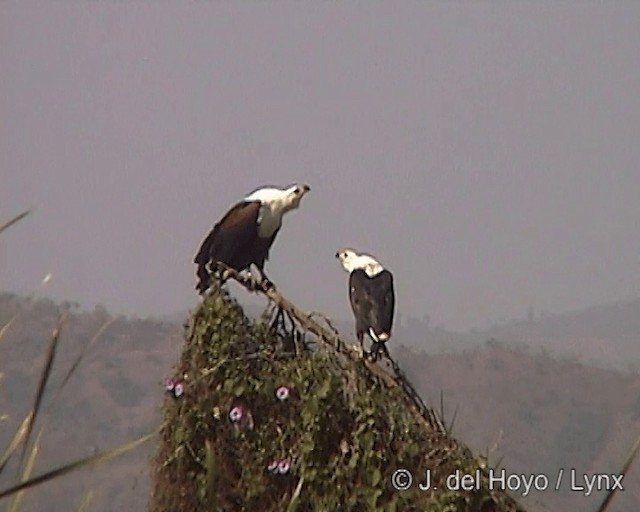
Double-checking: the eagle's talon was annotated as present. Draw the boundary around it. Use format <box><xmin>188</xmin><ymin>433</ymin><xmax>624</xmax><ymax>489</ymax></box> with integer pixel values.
<box><xmin>244</xmin><ymin>275</ymin><xmax>259</xmax><ymax>292</ymax></box>
<box><xmin>261</xmin><ymin>278</ymin><xmax>275</xmax><ymax>291</ymax></box>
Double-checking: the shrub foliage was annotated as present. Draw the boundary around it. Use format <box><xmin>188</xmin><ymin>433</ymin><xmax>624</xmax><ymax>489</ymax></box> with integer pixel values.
<box><xmin>149</xmin><ymin>289</ymin><xmax>525</xmax><ymax>511</ymax></box>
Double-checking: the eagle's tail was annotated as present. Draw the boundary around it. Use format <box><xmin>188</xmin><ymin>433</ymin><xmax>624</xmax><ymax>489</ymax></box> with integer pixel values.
<box><xmin>194</xmin><ymin>227</ymin><xmax>220</xmax><ymax>294</ymax></box>
<box><xmin>195</xmin><ymin>264</ymin><xmax>211</xmax><ymax>295</ymax></box>
<box><xmin>194</xmin><ymin>244</ymin><xmax>211</xmax><ymax>294</ymax></box>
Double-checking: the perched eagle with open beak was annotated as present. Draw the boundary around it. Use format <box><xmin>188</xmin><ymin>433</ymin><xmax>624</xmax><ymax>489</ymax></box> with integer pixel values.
<box><xmin>194</xmin><ymin>183</ymin><xmax>310</xmax><ymax>293</ymax></box>
<box><xmin>336</xmin><ymin>248</ymin><xmax>395</xmax><ymax>361</ymax></box>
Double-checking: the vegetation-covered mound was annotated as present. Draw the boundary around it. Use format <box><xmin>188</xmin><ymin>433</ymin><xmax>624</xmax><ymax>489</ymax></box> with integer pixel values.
<box><xmin>149</xmin><ymin>288</ymin><xmax>525</xmax><ymax>511</ymax></box>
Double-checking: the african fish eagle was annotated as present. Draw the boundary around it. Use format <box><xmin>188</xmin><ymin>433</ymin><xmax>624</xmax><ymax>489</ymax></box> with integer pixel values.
<box><xmin>194</xmin><ymin>183</ymin><xmax>310</xmax><ymax>294</ymax></box>
<box><xmin>335</xmin><ymin>248</ymin><xmax>395</xmax><ymax>361</ymax></box>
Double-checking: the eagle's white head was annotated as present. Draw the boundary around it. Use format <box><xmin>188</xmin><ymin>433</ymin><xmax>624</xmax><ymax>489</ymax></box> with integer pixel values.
<box><xmin>245</xmin><ymin>183</ymin><xmax>310</xmax><ymax>213</ymax></box>
<box><xmin>245</xmin><ymin>183</ymin><xmax>310</xmax><ymax>237</ymax></box>
<box><xmin>282</xmin><ymin>183</ymin><xmax>311</xmax><ymax>212</ymax></box>
<box><xmin>335</xmin><ymin>248</ymin><xmax>384</xmax><ymax>277</ymax></box>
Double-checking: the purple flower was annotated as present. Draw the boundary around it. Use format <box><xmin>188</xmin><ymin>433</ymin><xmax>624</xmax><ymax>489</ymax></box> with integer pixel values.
<box><xmin>229</xmin><ymin>406</ymin><xmax>243</xmax><ymax>423</ymax></box>
<box><xmin>165</xmin><ymin>378</ymin><xmax>176</xmax><ymax>392</ymax></box>
<box><xmin>267</xmin><ymin>460</ymin><xmax>279</xmax><ymax>473</ymax></box>
<box><xmin>277</xmin><ymin>458</ymin><xmax>291</xmax><ymax>474</ymax></box>
<box><xmin>275</xmin><ymin>385</ymin><xmax>290</xmax><ymax>401</ymax></box>
<box><xmin>173</xmin><ymin>382</ymin><xmax>184</xmax><ymax>397</ymax></box>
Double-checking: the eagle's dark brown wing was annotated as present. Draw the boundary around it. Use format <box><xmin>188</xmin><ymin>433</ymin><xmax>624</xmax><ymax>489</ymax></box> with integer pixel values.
<box><xmin>348</xmin><ymin>268</ymin><xmax>395</xmax><ymax>341</ymax></box>
<box><xmin>194</xmin><ymin>200</ymin><xmax>262</xmax><ymax>293</ymax></box>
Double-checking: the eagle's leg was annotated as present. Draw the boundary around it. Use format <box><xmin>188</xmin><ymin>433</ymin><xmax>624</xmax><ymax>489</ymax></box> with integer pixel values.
<box><xmin>370</xmin><ymin>342</ymin><xmax>390</xmax><ymax>362</ymax></box>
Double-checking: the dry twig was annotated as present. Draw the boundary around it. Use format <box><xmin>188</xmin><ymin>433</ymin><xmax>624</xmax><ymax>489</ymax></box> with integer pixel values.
<box><xmin>216</xmin><ymin>269</ymin><xmax>447</xmax><ymax>434</ymax></box>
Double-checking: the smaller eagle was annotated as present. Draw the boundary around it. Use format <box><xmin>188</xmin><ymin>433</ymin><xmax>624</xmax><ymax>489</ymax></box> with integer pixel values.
<box><xmin>194</xmin><ymin>183</ymin><xmax>310</xmax><ymax>294</ymax></box>
<box><xmin>336</xmin><ymin>248</ymin><xmax>395</xmax><ymax>361</ymax></box>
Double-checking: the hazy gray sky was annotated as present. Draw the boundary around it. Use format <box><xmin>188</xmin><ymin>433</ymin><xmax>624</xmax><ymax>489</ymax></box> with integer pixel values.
<box><xmin>2</xmin><ymin>2</ymin><xmax>640</xmax><ymax>331</ymax></box>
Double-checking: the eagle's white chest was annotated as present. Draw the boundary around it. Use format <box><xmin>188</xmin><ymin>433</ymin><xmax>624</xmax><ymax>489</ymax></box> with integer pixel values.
<box><xmin>256</xmin><ymin>204</ymin><xmax>283</xmax><ymax>238</ymax></box>
<box><xmin>364</xmin><ymin>263</ymin><xmax>383</xmax><ymax>277</ymax></box>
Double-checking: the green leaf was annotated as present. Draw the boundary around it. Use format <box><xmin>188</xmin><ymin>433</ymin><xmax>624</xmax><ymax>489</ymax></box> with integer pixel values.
<box><xmin>366</xmin><ymin>488</ymin><xmax>383</xmax><ymax>509</ymax></box>
<box><xmin>0</xmin><ymin>430</ymin><xmax>157</xmax><ymax>500</ymax></box>
<box><xmin>234</xmin><ymin>383</ymin><xmax>246</xmax><ymax>396</ymax></box>
<box><xmin>315</xmin><ymin>378</ymin><xmax>332</xmax><ymax>399</ymax></box>
<box><xmin>370</xmin><ymin>468</ymin><xmax>381</xmax><ymax>487</ymax></box>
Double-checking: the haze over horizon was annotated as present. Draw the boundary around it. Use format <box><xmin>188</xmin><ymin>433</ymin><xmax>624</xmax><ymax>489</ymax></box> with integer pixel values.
<box><xmin>2</xmin><ymin>2</ymin><xmax>640</xmax><ymax>331</ymax></box>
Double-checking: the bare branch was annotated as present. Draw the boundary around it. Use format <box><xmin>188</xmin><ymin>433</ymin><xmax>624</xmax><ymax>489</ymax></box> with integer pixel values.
<box><xmin>215</xmin><ymin>269</ymin><xmax>446</xmax><ymax>434</ymax></box>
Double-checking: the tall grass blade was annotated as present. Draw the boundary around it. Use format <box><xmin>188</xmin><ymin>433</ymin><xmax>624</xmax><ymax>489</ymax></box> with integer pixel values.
<box><xmin>0</xmin><ymin>415</ymin><xmax>32</xmax><ymax>476</ymax></box>
<box><xmin>285</xmin><ymin>477</ymin><xmax>304</xmax><ymax>512</ymax></box>
<box><xmin>7</xmin><ymin>428</ymin><xmax>43</xmax><ymax>512</ymax></box>
<box><xmin>51</xmin><ymin>318</ymin><xmax>115</xmax><ymax>408</ymax></box>
<box><xmin>595</xmin><ymin>430</ymin><xmax>640</xmax><ymax>512</ymax></box>
<box><xmin>76</xmin><ymin>489</ymin><xmax>93</xmax><ymax>512</ymax></box>
<box><xmin>0</xmin><ymin>210</ymin><xmax>31</xmax><ymax>236</ymax></box>
<box><xmin>0</xmin><ymin>316</ymin><xmax>18</xmax><ymax>347</ymax></box>
<box><xmin>0</xmin><ymin>429</ymin><xmax>157</xmax><ymax>501</ymax></box>
<box><xmin>20</xmin><ymin>316</ymin><xmax>65</xmax><ymax>466</ymax></box>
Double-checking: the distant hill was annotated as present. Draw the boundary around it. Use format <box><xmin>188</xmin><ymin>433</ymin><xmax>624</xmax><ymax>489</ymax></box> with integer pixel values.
<box><xmin>0</xmin><ymin>292</ymin><xmax>182</xmax><ymax>512</ymax></box>
<box><xmin>477</xmin><ymin>299</ymin><xmax>640</xmax><ymax>371</ymax></box>
<box><xmin>393</xmin><ymin>299</ymin><xmax>640</xmax><ymax>372</ymax></box>
<box><xmin>0</xmin><ymin>291</ymin><xmax>639</xmax><ymax>511</ymax></box>
<box><xmin>395</xmin><ymin>341</ymin><xmax>640</xmax><ymax>512</ymax></box>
